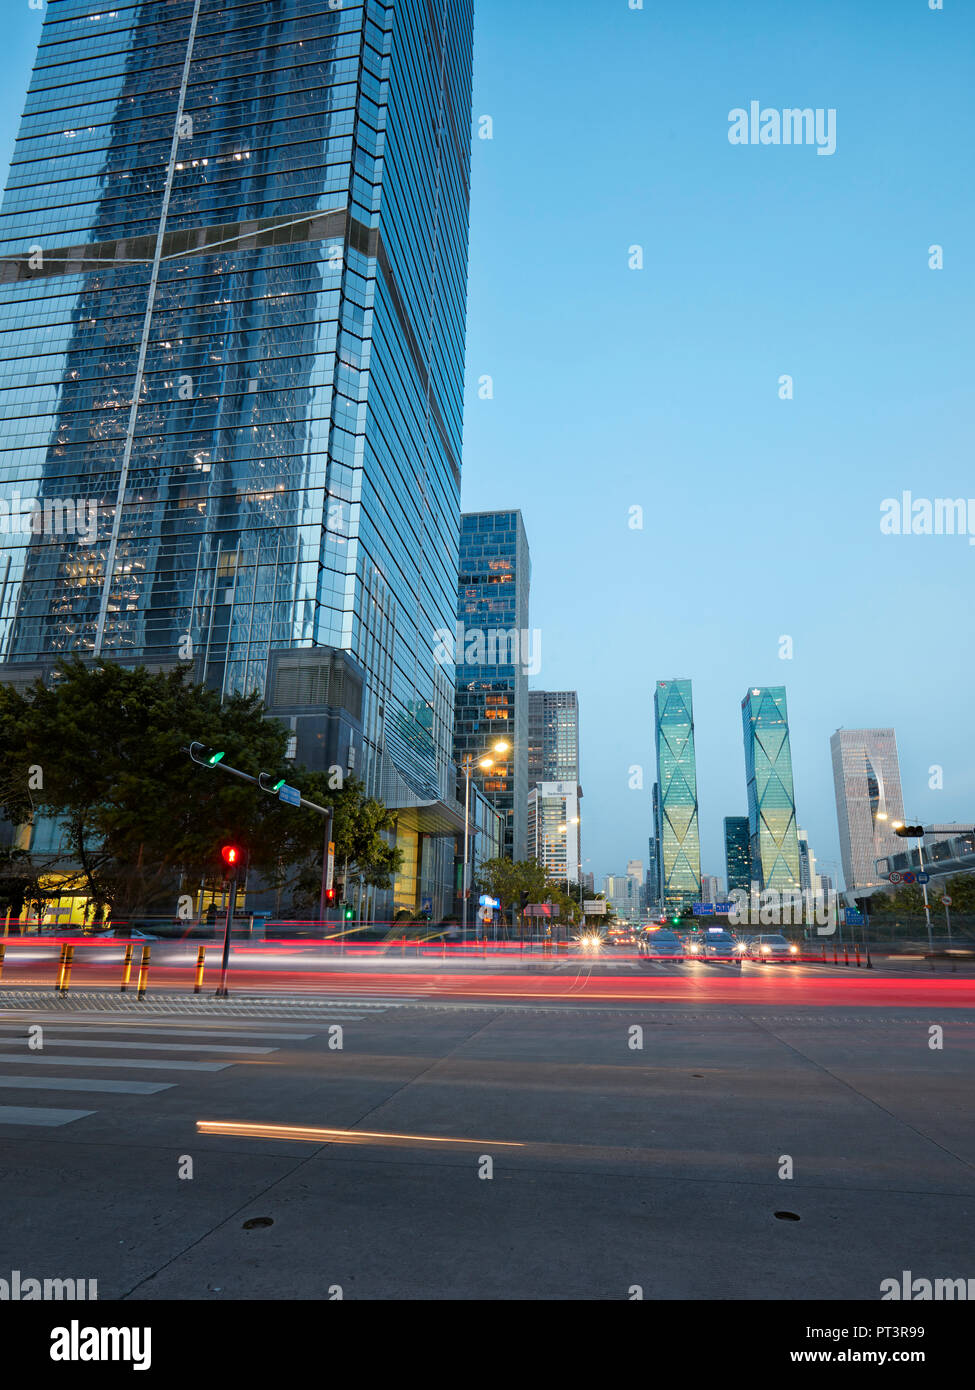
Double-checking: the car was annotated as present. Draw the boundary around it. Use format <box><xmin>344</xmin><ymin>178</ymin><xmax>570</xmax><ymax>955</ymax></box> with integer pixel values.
<box><xmin>697</xmin><ymin>930</ymin><xmax>745</xmax><ymax>962</ymax></box>
<box><xmin>746</xmin><ymin>934</ymin><xmax>800</xmax><ymax>962</ymax></box>
<box><xmin>638</xmin><ymin>928</ymin><xmax>684</xmax><ymax>961</ymax></box>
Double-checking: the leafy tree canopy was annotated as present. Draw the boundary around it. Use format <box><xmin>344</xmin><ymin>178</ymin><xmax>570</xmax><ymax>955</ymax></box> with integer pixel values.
<box><xmin>0</xmin><ymin>659</ymin><xmax>400</xmax><ymax>916</ymax></box>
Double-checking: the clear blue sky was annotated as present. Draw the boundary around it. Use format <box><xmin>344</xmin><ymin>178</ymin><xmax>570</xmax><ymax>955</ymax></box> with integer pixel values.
<box><xmin>1</xmin><ymin>3</ymin><xmax>972</xmax><ymax>889</ymax></box>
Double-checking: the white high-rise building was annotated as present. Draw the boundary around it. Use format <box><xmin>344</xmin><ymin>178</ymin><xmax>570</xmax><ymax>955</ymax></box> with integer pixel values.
<box><xmin>700</xmin><ymin>874</ymin><xmax>723</xmax><ymax>904</ymax></box>
<box><xmin>527</xmin><ymin>782</ymin><xmax>581</xmax><ymax>885</ymax></box>
<box><xmin>830</xmin><ymin>729</ymin><xmax>906</xmax><ymax>891</ymax></box>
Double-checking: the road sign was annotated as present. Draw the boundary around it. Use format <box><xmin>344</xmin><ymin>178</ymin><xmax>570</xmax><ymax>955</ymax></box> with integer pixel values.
<box><xmin>277</xmin><ymin>783</ymin><xmax>301</xmax><ymax>807</ymax></box>
<box><xmin>941</xmin><ymin>895</ymin><xmax>952</xmax><ymax>905</ymax></box>
<box><xmin>420</xmin><ymin>895</ymin><xmax>433</xmax><ymax>916</ymax></box>
<box><xmin>692</xmin><ymin>903</ymin><xmax>715</xmax><ymax>916</ymax></box>
<box><xmin>714</xmin><ymin>902</ymin><xmax>735</xmax><ymax>914</ymax></box>
<box><xmin>583</xmin><ymin>900</ymin><xmax>607</xmax><ymax>914</ymax></box>
<box><xmin>902</xmin><ymin>872</ymin><xmax>916</xmax><ymax>884</ymax></box>
<box><xmin>524</xmin><ymin>903</ymin><xmax>552</xmax><ymax>917</ymax></box>
<box><xmin>916</xmin><ymin>872</ymin><xmax>930</xmax><ymax>884</ymax></box>
<box><xmin>479</xmin><ymin>895</ymin><xmax>499</xmax><ymax>908</ymax></box>
<box><xmin>889</xmin><ymin>872</ymin><xmax>903</xmax><ymax>884</ymax></box>
<box><xmin>844</xmin><ymin>908</ymin><xmax>864</xmax><ymax>926</ymax></box>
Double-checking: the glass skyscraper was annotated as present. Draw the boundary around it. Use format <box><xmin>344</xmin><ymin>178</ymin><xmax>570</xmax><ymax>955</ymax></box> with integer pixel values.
<box><xmin>0</xmin><ymin>1</ymin><xmax>474</xmax><ymax>915</ymax></box>
<box><xmin>724</xmin><ymin>815</ymin><xmax>751</xmax><ymax>894</ymax></box>
<box><xmin>653</xmin><ymin>679</ymin><xmax>701</xmax><ymax>910</ymax></box>
<box><xmin>527</xmin><ymin>690</ymin><xmax>579</xmax><ymax>783</ymax></box>
<box><xmin>742</xmin><ymin>687</ymin><xmax>801</xmax><ymax>893</ymax></box>
<box><xmin>830</xmin><ymin>728</ymin><xmax>905</xmax><ymax>891</ymax></box>
<box><xmin>453</xmin><ymin>510</ymin><xmax>531</xmax><ymax>861</ymax></box>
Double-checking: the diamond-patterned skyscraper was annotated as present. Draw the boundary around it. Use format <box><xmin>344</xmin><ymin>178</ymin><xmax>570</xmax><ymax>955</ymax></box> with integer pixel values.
<box><xmin>742</xmin><ymin>687</ymin><xmax>801</xmax><ymax>892</ymax></box>
<box><xmin>653</xmin><ymin>679</ymin><xmax>701</xmax><ymax>910</ymax></box>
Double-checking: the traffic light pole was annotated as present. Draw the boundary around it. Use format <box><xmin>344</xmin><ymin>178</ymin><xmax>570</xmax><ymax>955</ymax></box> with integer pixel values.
<box><xmin>215</xmin><ymin>872</ymin><xmax>237</xmax><ymax>998</ymax></box>
<box><xmin>185</xmin><ymin>745</ymin><xmax>335</xmax><ymax>986</ymax></box>
<box><xmin>318</xmin><ymin>807</ymin><xmax>335</xmax><ymax>925</ymax></box>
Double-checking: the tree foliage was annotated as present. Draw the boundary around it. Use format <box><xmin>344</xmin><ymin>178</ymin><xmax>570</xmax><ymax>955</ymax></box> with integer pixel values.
<box><xmin>0</xmin><ymin>659</ymin><xmax>400</xmax><ymax>917</ymax></box>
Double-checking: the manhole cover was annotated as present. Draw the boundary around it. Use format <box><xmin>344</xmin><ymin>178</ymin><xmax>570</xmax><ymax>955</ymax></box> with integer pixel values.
<box><xmin>242</xmin><ymin>1217</ymin><xmax>274</xmax><ymax>1230</ymax></box>
<box><xmin>774</xmin><ymin>1211</ymin><xmax>800</xmax><ymax>1222</ymax></box>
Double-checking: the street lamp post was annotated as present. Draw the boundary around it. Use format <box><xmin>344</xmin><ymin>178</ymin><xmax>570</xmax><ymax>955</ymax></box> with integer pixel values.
<box><xmin>557</xmin><ymin>816</ymin><xmax>580</xmax><ymax>941</ymax></box>
<box><xmin>461</xmin><ymin>740</ymin><xmax>509</xmax><ymax>942</ymax></box>
<box><xmin>893</xmin><ymin>822</ymin><xmax>934</xmax><ymax>951</ymax></box>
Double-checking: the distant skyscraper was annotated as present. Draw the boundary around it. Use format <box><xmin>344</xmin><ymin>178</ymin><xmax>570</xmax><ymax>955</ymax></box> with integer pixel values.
<box><xmin>742</xmin><ymin>687</ymin><xmax>801</xmax><ymax>892</ymax></box>
<box><xmin>700</xmin><ymin>874</ymin><xmax>722</xmax><ymax>904</ymax></box>
<box><xmin>830</xmin><ymin>728</ymin><xmax>906</xmax><ymax>891</ymax></box>
<box><xmin>604</xmin><ymin>873</ymin><xmax>641</xmax><ymax>924</ymax></box>
<box><xmin>647</xmin><ymin>835</ymin><xmax>659</xmax><ymax>910</ymax></box>
<box><xmin>454</xmin><ymin>511</ymin><xmax>531</xmax><ymax>860</ymax></box>
<box><xmin>653</xmin><ymin>680</ymin><xmax>701</xmax><ymax>909</ymax></box>
<box><xmin>724</xmin><ymin>816</ymin><xmax>751</xmax><ymax>894</ymax></box>
<box><xmin>797</xmin><ymin>828</ymin><xmax>820</xmax><ymax>895</ymax></box>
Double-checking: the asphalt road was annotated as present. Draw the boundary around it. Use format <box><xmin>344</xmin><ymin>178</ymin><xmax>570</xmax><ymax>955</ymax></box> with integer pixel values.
<box><xmin>1</xmin><ymin>970</ymin><xmax>973</xmax><ymax>1300</ymax></box>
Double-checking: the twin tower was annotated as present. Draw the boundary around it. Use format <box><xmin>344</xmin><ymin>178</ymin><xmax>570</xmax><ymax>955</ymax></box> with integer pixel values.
<box><xmin>650</xmin><ymin>680</ymin><xmax>800</xmax><ymax>913</ymax></box>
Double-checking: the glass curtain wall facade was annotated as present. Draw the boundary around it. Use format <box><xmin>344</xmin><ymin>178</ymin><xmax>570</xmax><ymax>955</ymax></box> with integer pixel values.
<box><xmin>830</xmin><ymin>728</ymin><xmax>905</xmax><ymax>891</ymax></box>
<box><xmin>453</xmin><ymin>510</ymin><xmax>530</xmax><ymax>861</ymax></box>
<box><xmin>0</xmin><ymin>1</ymin><xmax>474</xmax><ymax>917</ymax></box>
<box><xmin>724</xmin><ymin>815</ymin><xmax>751</xmax><ymax>894</ymax></box>
<box><xmin>527</xmin><ymin>690</ymin><xmax>579</xmax><ymax>782</ymax></box>
<box><xmin>742</xmin><ymin>687</ymin><xmax>801</xmax><ymax>893</ymax></box>
<box><xmin>653</xmin><ymin>679</ymin><xmax>701</xmax><ymax>910</ymax></box>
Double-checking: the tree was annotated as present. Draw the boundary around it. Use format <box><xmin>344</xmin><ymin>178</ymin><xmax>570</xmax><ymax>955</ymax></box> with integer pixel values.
<box><xmin>0</xmin><ymin>659</ymin><xmax>400</xmax><ymax>918</ymax></box>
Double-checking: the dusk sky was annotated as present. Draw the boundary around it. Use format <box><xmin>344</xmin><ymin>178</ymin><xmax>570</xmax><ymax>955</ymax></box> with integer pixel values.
<box><xmin>2</xmin><ymin>1</ymin><xmax>972</xmax><ymax>887</ymax></box>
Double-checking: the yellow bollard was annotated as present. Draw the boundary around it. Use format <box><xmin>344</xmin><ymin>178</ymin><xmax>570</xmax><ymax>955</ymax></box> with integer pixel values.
<box><xmin>120</xmin><ymin>942</ymin><xmax>134</xmax><ymax>993</ymax></box>
<box><xmin>136</xmin><ymin>944</ymin><xmax>151</xmax><ymax>1000</ymax></box>
<box><xmin>0</xmin><ymin>940</ymin><xmax>5</xmax><ymax>981</ymax></box>
<box><xmin>55</xmin><ymin>943</ymin><xmax>68</xmax><ymax>993</ymax></box>
<box><xmin>58</xmin><ymin>944</ymin><xmax>75</xmax><ymax>995</ymax></box>
<box><xmin>193</xmin><ymin>945</ymin><xmax>206</xmax><ymax>995</ymax></box>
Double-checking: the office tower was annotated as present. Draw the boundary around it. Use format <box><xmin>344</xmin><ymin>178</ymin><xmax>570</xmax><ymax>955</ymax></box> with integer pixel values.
<box><xmin>653</xmin><ymin>680</ymin><xmax>701</xmax><ymax>909</ymax></box>
<box><xmin>0</xmin><ymin>2</ymin><xmax>475</xmax><ymax>917</ymax></box>
<box><xmin>646</xmin><ymin>836</ymin><xmax>658</xmax><ymax>911</ymax></box>
<box><xmin>797</xmin><ymin>828</ymin><xmax>820</xmax><ymax>895</ymax></box>
<box><xmin>830</xmin><ymin>729</ymin><xmax>906</xmax><ymax>891</ymax></box>
<box><xmin>454</xmin><ymin>511</ymin><xmax>531</xmax><ymax>860</ymax></box>
<box><xmin>527</xmin><ymin>781</ymin><xmax>580</xmax><ymax>884</ymax></box>
<box><xmin>528</xmin><ymin>691</ymin><xmax>579</xmax><ymax>782</ymax></box>
<box><xmin>724</xmin><ymin>816</ymin><xmax>751</xmax><ymax>894</ymax></box>
<box><xmin>604</xmin><ymin>873</ymin><xmax>640</xmax><ymax>924</ymax></box>
<box><xmin>742</xmin><ymin>687</ymin><xmax>801</xmax><ymax>892</ymax></box>
<box><xmin>819</xmin><ymin>873</ymin><xmax>834</xmax><ymax>894</ymax></box>
<box><xmin>528</xmin><ymin>689</ymin><xmax>581</xmax><ymax>875</ymax></box>
<box><xmin>700</xmin><ymin>874</ymin><xmax>722</xmax><ymax>904</ymax></box>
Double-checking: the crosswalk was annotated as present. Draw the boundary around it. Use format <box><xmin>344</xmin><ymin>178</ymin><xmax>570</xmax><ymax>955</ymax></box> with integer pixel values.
<box><xmin>0</xmin><ymin>997</ymin><xmax>413</xmax><ymax>1129</ymax></box>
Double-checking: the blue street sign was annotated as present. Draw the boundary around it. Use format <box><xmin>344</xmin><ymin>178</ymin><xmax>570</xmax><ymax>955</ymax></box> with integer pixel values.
<box><xmin>277</xmin><ymin>784</ymin><xmax>301</xmax><ymax>807</ymax></box>
<box><xmin>420</xmin><ymin>895</ymin><xmax>433</xmax><ymax>916</ymax></box>
<box><xmin>916</xmin><ymin>872</ymin><xmax>930</xmax><ymax>884</ymax></box>
<box><xmin>715</xmin><ymin>902</ymin><xmax>735</xmax><ymax>914</ymax></box>
<box><xmin>692</xmin><ymin>903</ymin><xmax>715</xmax><ymax>916</ymax></box>
<box><xmin>844</xmin><ymin>909</ymin><xmax>864</xmax><ymax>926</ymax></box>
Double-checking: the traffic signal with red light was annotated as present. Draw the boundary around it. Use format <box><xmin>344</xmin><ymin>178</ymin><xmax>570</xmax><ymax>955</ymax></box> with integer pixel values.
<box><xmin>220</xmin><ymin>844</ymin><xmax>243</xmax><ymax>881</ymax></box>
<box><xmin>324</xmin><ymin>887</ymin><xmax>337</xmax><ymax>904</ymax></box>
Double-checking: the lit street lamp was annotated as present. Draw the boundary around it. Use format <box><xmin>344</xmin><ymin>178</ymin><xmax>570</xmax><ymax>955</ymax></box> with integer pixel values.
<box><xmin>892</xmin><ymin>821</ymin><xmax>934</xmax><ymax>951</ymax></box>
<box><xmin>461</xmin><ymin>740</ymin><xmax>509</xmax><ymax>940</ymax></box>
